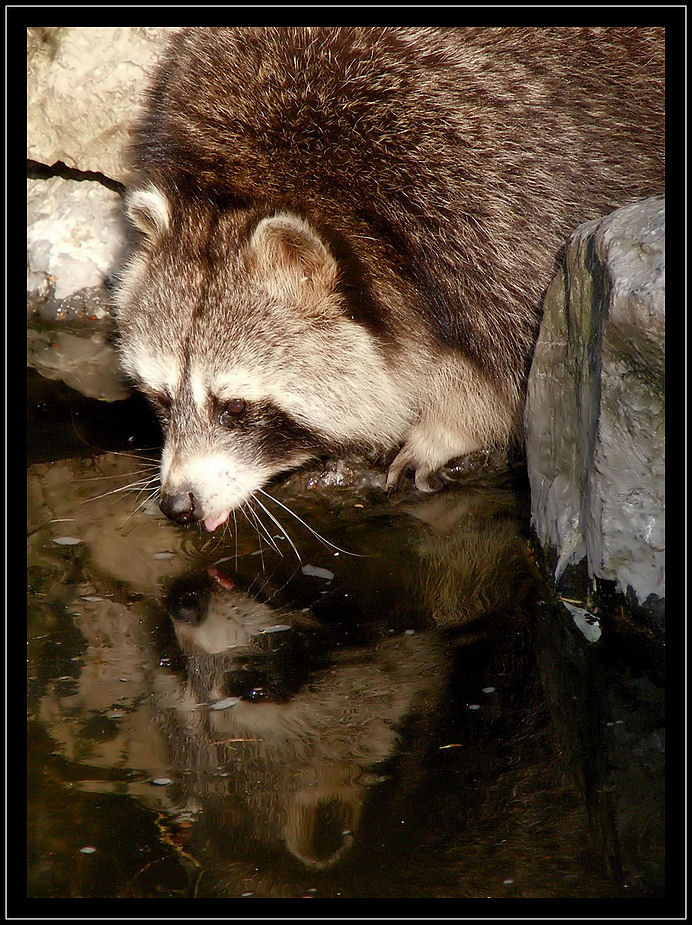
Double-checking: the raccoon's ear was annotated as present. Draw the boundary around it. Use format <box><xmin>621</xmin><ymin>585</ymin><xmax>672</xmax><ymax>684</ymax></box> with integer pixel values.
<box><xmin>250</xmin><ymin>212</ymin><xmax>337</xmax><ymax>293</ymax></box>
<box><xmin>124</xmin><ymin>185</ymin><xmax>171</xmax><ymax>242</ymax></box>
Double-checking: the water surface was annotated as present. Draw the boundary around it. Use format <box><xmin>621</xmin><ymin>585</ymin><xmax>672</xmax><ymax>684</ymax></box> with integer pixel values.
<box><xmin>25</xmin><ymin>373</ymin><xmax>664</xmax><ymax>901</ymax></box>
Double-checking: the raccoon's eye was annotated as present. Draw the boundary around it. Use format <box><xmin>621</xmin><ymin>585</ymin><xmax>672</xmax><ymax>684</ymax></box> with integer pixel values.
<box><xmin>219</xmin><ymin>398</ymin><xmax>247</xmax><ymax>427</ymax></box>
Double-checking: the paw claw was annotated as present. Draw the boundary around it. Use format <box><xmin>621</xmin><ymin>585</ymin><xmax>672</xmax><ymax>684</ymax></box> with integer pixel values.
<box><xmin>386</xmin><ymin>450</ymin><xmax>413</xmax><ymax>491</ymax></box>
<box><xmin>414</xmin><ymin>468</ymin><xmax>444</xmax><ymax>493</ymax></box>
<box><xmin>387</xmin><ymin>449</ymin><xmax>444</xmax><ymax>493</ymax></box>
<box><xmin>385</xmin><ymin>465</ymin><xmax>406</xmax><ymax>491</ymax></box>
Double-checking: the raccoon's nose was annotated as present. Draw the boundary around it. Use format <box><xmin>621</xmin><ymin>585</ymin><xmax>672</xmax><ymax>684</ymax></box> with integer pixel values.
<box><xmin>165</xmin><ymin>573</ymin><xmax>213</xmax><ymax>625</ymax></box>
<box><xmin>159</xmin><ymin>490</ymin><xmax>200</xmax><ymax>525</ymax></box>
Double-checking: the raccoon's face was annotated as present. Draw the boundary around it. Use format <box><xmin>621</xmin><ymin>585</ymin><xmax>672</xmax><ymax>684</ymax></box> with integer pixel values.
<box><xmin>114</xmin><ymin>186</ymin><xmax>411</xmax><ymax>530</ymax></box>
<box><xmin>165</xmin><ymin>567</ymin><xmax>301</xmax><ymax>657</ymax></box>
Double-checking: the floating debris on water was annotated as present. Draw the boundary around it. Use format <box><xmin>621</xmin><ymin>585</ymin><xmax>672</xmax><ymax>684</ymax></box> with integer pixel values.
<box><xmin>79</xmin><ymin>846</ymin><xmax>97</xmax><ymax>854</ymax></box>
<box><xmin>151</xmin><ymin>777</ymin><xmax>173</xmax><ymax>786</ymax></box>
<box><xmin>52</xmin><ymin>536</ymin><xmax>82</xmax><ymax>545</ymax></box>
<box><xmin>258</xmin><ymin>624</ymin><xmax>291</xmax><ymax>634</ymax></box>
<box><xmin>209</xmin><ymin>697</ymin><xmax>241</xmax><ymax>711</ymax></box>
<box><xmin>301</xmin><ymin>564</ymin><xmax>334</xmax><ymax>580</ymax></box>
<box><xmin>81</xmin><ymin>596</ymin><xmax>104</xmax><ymax>602</ymax></box>
<box><xmin>153</xmin><ymin>551</ymin><xmax>175</xmax><ymax>560</ymax></box>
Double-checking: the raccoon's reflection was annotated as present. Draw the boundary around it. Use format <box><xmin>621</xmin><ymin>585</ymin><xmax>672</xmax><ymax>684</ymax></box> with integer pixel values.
<box><xmin>155</xmin><ymin>562</ymin><xmax>444</xmax><ymax>874</ymax></box>
<box><xmin>147</xmin><ymin>487</ymin><xmax>552</xmax><ymax>893</ymax></box>
<box><xmin>30</xmin><ymin>464</ymin><xmax>621</xmax><ymax>897</ymax></box>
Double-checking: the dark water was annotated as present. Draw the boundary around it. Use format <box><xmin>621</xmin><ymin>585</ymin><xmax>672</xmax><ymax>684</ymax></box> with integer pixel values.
<box><xmin>25</xmin><ymin>370</ymin><xmax>666</xmax><ymax>904</ymax></box>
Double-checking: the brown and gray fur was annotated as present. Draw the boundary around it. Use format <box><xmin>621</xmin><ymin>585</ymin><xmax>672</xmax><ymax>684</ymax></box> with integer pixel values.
<box><xmin>114</xmin><ymin>26</ymin><xmax>664</xmax><ymax>531</ymax></box>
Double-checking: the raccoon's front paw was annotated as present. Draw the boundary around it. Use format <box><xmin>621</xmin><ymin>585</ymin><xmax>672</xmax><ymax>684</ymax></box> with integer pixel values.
<box><xmin>413</xmin><ymin>467</ymin><xmax>445</xmax><ymax>492</ymax></box>
<box><xmin>386</xmin><ymin>449</ymin><xmax>443</xmax><ymax>493</ymax></box>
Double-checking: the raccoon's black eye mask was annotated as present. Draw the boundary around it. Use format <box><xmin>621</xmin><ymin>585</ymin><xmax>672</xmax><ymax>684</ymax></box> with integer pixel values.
<box><xmin>214</xmin><ymin>397</ymin><xmax>328</xmax><ymax>458</ymax></box>
<box><xmin>143</xmin><ymin>390</ymin><xmax>171</xmax><ymax>427</ymax></box>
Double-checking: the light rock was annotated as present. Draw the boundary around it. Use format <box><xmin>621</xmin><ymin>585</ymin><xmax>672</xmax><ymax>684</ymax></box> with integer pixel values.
<box><xmin>27</xmin><ymin>176</ymin><xmax>127</xmax><ymax>300</ymax></box>
<box><xmin>27</xmin><ymin>26</ymin><xmax>177</xmax><ymax>180</ymax></box>
<box><xmin>525</xmin><ymin>197</ymin><xmax>665</xmax><ymax>607</ymax></box>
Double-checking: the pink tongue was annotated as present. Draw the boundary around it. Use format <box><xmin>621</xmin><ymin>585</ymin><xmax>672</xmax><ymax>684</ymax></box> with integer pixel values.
<box><xmin>207</xmin><ymin>565</ymin><xmax>235</xmax><ymax>590</ymax></box>
<box><xmin>203</xmin><ymin>510</ymin><xmax>230</xmax><ymax>532</ymax></box>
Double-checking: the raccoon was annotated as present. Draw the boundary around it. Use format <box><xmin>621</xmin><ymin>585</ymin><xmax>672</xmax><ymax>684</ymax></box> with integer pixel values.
<box><xmin>114</xmin><ymin>26</ymin><xmax>664</xmax><ymax>531</ymax></box>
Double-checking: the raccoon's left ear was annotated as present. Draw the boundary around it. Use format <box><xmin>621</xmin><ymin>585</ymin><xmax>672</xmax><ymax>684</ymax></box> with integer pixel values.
<box><xmin>250</xmin><ymin>212</ymin><xmax>337</xmax><ymax>294</ymax></box>
<box><xmin>124</xmin><ymin>184</ymin><xmax>171</xmax><ymax>243</ymax></box>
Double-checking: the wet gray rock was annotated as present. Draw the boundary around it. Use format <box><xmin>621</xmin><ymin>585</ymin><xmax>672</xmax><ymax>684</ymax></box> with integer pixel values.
<box><xmin>525</xmin><ymin>197</ymin><xmax>665</xmax><ymax>609</ymax></box>
<box><xmin>27</xmin><ymin>325</ymin><xmax>130</xmax><ymax>402</ymax></box>
<box><xmin>27</xmin><ymin>26</ymin><xmax>176</xmax><ymax>181</ymax></box>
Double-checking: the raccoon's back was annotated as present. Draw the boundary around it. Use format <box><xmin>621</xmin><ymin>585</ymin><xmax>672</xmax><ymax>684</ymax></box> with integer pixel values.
<box><xmin>131</xmin><ymin>26</ymin><xmax>663</xmax><ymax>211</ymax></box>
<box><xmin>129</xmin><ymin>27</ymin><xmax>664</xmax><ymax>377</ymax></box>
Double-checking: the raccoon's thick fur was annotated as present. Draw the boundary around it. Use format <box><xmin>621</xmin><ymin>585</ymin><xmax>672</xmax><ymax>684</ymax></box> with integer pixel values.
<box><xmin>114</xmin><ymin>26</ymin><xmax>664</xmax><ymax>531</ymax></box>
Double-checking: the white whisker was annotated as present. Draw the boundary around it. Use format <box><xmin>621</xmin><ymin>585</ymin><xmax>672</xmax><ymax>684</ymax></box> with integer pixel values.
<box><xmin>119</xmin><ymin>485</ymin><xmax>161</xmax><ymax>528</ymax></box>
<box><xmin>251</xmin><ymin>494</ymin><xmax>302</xmax><ymax>562</ymax></box>
<box><xmin>245</xmin><ymin>502</ymin><xmax>282</xmax><ymax>555</ymax></box>
<box><xmin>82</xmin><ymin>476</ymin><xmax>160</xmax><ymax>504</ymax></box>
<box><xmin>74</xmin><ymin>464</ymin><xmax>159</xmax><ymax>484</ymax></box>
<box><xmin>239</xmin><ymin>504</ymin><xmax>266</xmax><ymax>571</ymax></box>
<box><xmin>232</xmin><ymin>509</ymin><xmax>239</xmax><ymax>565</ymax></box>
<box><xmin>256</xmin><ymin>488</ymin><xmax>366</xmax><ymax>557</ymax></box>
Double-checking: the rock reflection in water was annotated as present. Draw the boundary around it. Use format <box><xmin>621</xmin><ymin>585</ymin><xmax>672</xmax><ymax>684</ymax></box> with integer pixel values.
<box><xmin>27</xmin><ymin>453</ymin><xmax>617</xmax><ymax>898</ymax></box>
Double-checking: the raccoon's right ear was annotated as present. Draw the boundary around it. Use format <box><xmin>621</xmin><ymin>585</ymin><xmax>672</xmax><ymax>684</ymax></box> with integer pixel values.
<box><xmin>124</xmin><ymin>185</ymin><xmax>171</xmax><ymax>242</ymax></box>
<box><xmin>249</xmin><ymin>212</ymin><xmax>338</xmax><ymax>296</ymax></box>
